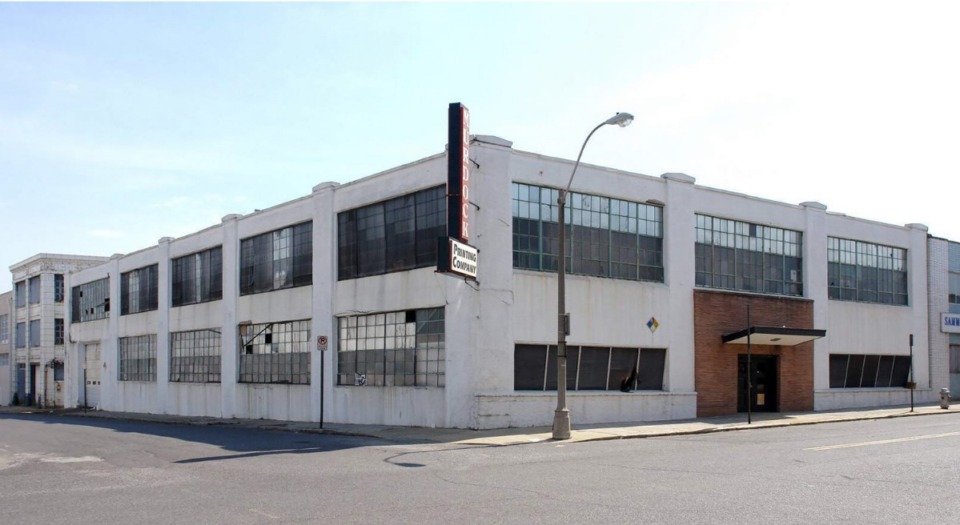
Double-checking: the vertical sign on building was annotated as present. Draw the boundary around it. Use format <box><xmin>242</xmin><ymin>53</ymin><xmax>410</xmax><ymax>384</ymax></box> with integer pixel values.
<box><xmin>438</xmin><ymin>102</ymin><xmax>479</xmax><ymax>281</ymax></box>
<box><xmin>447</xmin><ymin>102</ymin><xmax>470</xmax><ymax>242</ymax></box>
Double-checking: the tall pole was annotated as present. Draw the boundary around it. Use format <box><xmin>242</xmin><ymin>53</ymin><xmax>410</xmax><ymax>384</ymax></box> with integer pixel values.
<box><xmin>553</xmin><ymin>189</ymin><xmax>571</xmax><ymax>440</ymax></box>
<box><xmin>909</xmin><ymin>333</ymin><xmax>914</xmax><ymax>412</ymax></box>
<box><xmin>747</xmin><ymin>304</ymin><xmax>752</xmax><ymax>425</ymax></box>
<box><xmin>551</xmin><ymin>112</ymin><xmax>633</xmax><ymax>441</ymax></box>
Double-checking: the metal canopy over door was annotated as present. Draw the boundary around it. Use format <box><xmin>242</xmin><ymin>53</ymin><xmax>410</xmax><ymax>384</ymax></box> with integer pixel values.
<box><xmin>738</xmin><ymin>355</ymin><xmax>778</xmax><ymax>413</ymax></box>
<box><xmin>83</xmin><ymin>344</ymin><xmax>101</xmax><ymax>409</ymax></box>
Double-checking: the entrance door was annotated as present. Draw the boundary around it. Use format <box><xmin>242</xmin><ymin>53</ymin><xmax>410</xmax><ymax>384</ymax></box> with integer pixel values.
<box><xmin>29</xmin><ymin>364</ymin><xmax>38</xmax><ymax>406</ymax></box>
<box><xmin>83</xmin><ymin>344</ymin><xmax>101</xmax><ymax>409</ymax></box>
<box><xmin>16</xmin><ymin>364</ymin><xmax>26</xmax><ymax>404</ymax></box>
<box><xmin>738</xmin><ymin>355</ymin><xmax>779</xmax><ymax>413</ymax></box>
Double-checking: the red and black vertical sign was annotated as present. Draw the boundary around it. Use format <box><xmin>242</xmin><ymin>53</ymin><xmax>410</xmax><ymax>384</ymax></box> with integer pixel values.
<box><xmin>447</xmin><ymin>102</ymin><xmax>470</xmax><ymax>242</ymax></box>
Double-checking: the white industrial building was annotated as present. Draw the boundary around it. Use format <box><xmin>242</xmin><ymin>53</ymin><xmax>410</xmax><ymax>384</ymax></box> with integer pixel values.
<box><xmin>7</xmin><ymin>254</ymin><xmax>110</xmax><ymax>407</ymax></box>
<box><xmin>62</xmin><ymin>130</ymin><xmax>946</xmax><ymax>429</ymax></box>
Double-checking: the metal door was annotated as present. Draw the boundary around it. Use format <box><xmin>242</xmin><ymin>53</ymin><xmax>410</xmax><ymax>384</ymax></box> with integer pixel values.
<box><xmin>83</xmin><ymin>344</ymin><xmax>101</xmax><ymax>408</ymax></box>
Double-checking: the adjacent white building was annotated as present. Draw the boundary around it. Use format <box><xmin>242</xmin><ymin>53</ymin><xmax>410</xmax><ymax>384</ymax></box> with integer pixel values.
<box><xmin>63</xmin><ymin>134</ymin><xmax>940</xmax><ymax>428</ymax></box>
<box><xmin>0</xmin><ymin>291</ymin><xmax>11</xmax><ymax>405</ymax></box>
<box><xmin>9</xmin><ymin>254</ymin><xmax>110</xmax><ymax>407</ymax></box>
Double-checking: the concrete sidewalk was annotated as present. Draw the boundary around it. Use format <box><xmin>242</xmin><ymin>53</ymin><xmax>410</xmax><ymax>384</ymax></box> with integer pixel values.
<box><xmin>3</xmin><ymin>403</ymin><xmax>958</xmax><ymax>447</ymax></box>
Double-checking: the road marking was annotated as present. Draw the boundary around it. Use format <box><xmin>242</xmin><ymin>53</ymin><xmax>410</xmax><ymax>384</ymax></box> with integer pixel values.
<box><xmin>249</xmin><ymin>509</ymin><xmax>280</xmax><ymax>520</ymax></box>
<box><xmin>805</xmin><ymin>432</ymin><xmax>960</xmax><ymax>451</ymax></box>
<box><xmin>40</xmin><ymin>456</ymin><xmax>103</xmax><ymax>464</ymax></box>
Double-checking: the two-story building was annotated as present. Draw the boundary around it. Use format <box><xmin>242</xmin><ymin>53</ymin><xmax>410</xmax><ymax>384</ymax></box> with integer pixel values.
<box><xmin>63</xmin><ymin>132</ymin><xmax>939</xmax><ymax>428</ymax></box>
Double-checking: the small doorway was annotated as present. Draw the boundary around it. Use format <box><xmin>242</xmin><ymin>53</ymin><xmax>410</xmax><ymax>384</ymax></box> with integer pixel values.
<box><xmin>738</xmin><ymin>355</ymin><xmax>779</xmax><ymax>413</ymax></box>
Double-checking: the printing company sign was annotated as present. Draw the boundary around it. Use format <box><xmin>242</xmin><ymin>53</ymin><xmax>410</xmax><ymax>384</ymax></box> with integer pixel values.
<box><xmin>941</xmin><ymin>313</ymin><xmax>960</xmax><ymax>333</ymax></box>
<box><xmin>445</xmin><ymin>238</ymin><xmax>478</xmax><ymax>280</ymax></box>
<box><xmin>447</xmin><ymin>102</ymin><xmax>471</xmax><ymax>242</ymax></box>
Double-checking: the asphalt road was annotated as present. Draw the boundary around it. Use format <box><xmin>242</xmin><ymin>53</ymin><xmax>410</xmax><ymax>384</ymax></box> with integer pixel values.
<box><xmin>1</xmin><ymin>412</ymin><xmax>958</xmax><ymax>524</ymax></box>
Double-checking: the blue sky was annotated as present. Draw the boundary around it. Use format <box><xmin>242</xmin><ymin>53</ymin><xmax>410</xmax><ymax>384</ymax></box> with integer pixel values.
<box><xmin>2</xmin><ymin>2</ymin><xmax>959</xmax><ymax>292</ymax></box>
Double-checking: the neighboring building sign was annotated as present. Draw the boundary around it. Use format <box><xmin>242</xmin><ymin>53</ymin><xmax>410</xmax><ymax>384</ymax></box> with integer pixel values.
<box><xmin>942</xmin><ymin>313</ymin><xmax>960</xmax><ymax>333</ymax></box>
<box><xmin>438</xmin><ymin>238</ymin><xmax>478</xmax><ymax>280</ymax></box>
<box><xmin>447</xmin><ymin>102</ymin><xmax>470</xmax><ymax>242</ymax></box>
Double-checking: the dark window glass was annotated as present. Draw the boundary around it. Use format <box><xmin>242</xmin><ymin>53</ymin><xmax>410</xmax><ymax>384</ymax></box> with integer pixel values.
<box><xmin>876</xmin><ymin>355</ymin><xmax>895</xmax><ymax>387</ymax></box>
<box><xmin>121</xmin><ymin>265</ymin><xmax>159</xmax><ymax>315</ymax></box>
<box><xmin>637</xmin><ymin>348</ymin><xmax>666</xmax><ymax>390</ymax></box>
<box><xmin>54</xmin><ymin>274</ymin><xmax>64</xmax><ymax>303</ymax></box>
<box><xmin>845</xmin><ymin>355</ymin><xmax>865</xmax><ymax>387</ymax></box>
<box><xmin>515</xmin><ymin>344</ymin><xmax>667</xmax><ymax>392</ymax></box>
<box><xmin>608</xmin><ymin>347</ymin><xmax>639</xmax><ymax>391</ymax></box>
<box><xmin>72</xmin><ymin>278</ymin><xmax>110</xmax><ymax>323</ymax></box>
<box><xmin>172</xmin><ymin>247</ymin><xmax>223</xmax><ymax>307</ymax></box>
<box><xmin>577</xmin><ymin>346</ymin><xmax>609</xmax><ymax>390</ymax></box>
<box><xmin>891</xmin><ymin>356</ymin><xmax>912</xmax><ymax>387</ymax></box>
<box><xmin>337</xmin><ymin>186</ymin><xmax>446</xmax><ymax>280</ymax></box>
<box><xmin>514</xmin><ymin>344</ymin><xmax>547</xmax><ymax>390</ymax></box>
<box><xmin>15</xmin><ymin>322</ymin><xmax>26</xmax><ymax>348</ymax></box>
<box><xmin>53</xmin><ymin>362</ymin><xmax>64</xmax><ymax>381</ymax></box>
<box><xmin>861</xmin><ymin>355</ymin><xmax>880</xmax><ymax>388</ymax></box>
<box><xmin>829</xmin><ymin>354</ymin><xmax>848</xmax><ymax>388</ymax></box>
<box><xmin>54</xmin><ymin>318</ymin><xmax>64</xmax><ymax>346</ymax></box>
<box><xmin>240</xmin><ymin>222</ymin><xmax>312</xmax><ymax>295</ymax></box>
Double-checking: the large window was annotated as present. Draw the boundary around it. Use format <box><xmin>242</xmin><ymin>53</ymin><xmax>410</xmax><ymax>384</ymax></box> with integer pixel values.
<box><xmin>72</xmin><ymin>278</ymin><xmax>110</xmax><ymax>323</ymax></box>
<box><xmin>119</xmin><ymin>335</ymin><xmax>157</xmax><ymax>382</ymax></box>
<box><xmin>28</xmin><ymin>276</ymin><xmax>40</xmax><ymax>305</ymax></box>
<box><xmin>15</xmin><ymin>322</ymin><xmax>25</xmax><ymax>348</ymax></box>
<box><xmin>514</xmin><ymin>344</ymin><xmax>666</xmax><ymax>391</ymax></box>
<box><xmin>121</xmin><ymin>265</ymin><xmax>159</xmax><ymax>315</ymax></box>
<box><xmin>337</xmin><ymin>308</ymin><xmax>445</xmax><ymax>387</ymax></box>
<box><xmin>512</xmin><ymin>183</ymin><xmax>664</xmax><ymax>282</ymax></box>
<box><xmin>695</xmin><ymin>214</ymin><xmax>803</xmax><ymax>296</ymax></box>
<box><xmin>337</xmin><ymin>186</ymin><xmax>445</xmax><ymax>280</ymax></box>
<box><xmin>828</xmin><ymin>238</ymin><xmax>908</xmax><ymax>305</ymax></box>
<box><xmin>239</xmin><ymin>320</ymin><xmax>311</xmax><ymax>384</ymax></box>
<box><xmin>240</xmin><ymin>222</ymin><xmax>312</xmax><ymax>295</ymax></box>
<box><xmin>28</xmin><ymin>320</ymin><xmax>40</xmax><ymax>347</ymax></box>
<box><xmin>14</xmin><ymin>281</ymin><xmax>25</xmax><ymax>308</ymax></box>
<box><xmin>829</xmin><ymin>354</ymin><xmax>912</xmax><ymax>388</ymax></box>
<box><xmin>172</xmin><ymin>247</ymin><xmax>223</xmax><ymax>306</ymax></box>
<box><xmin>171</xmin><ymin>329</ymin><xmax>221</xmax><ymax>383</ymax></box>
<box><xmin>54</xmin><ymin>319</ymin><xmax>64</xmax><ymax>346</ymax></box>
<box><xmin>54</xmin><ymin>274</ymin><xmax>64</xmax><ymax>303</ymax></box>
<box><xmin>0</xmin><ymin>314</ymin><xmax>8</xmax><ymax>343</ymax></box>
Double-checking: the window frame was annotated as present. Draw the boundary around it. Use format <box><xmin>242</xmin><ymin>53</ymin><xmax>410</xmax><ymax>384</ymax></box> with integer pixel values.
<box><xmin>239</xmin><ymin>222</ymin><xmax>313</xmax><ymax>296</ymax></box>
<box><xmin>121</xmin><ymin>265</ymin><xmax>159</xmax><ymax>315</ymax></box>
<box><xmin>337</xmin><ymin>186</ymin><xmax>446</xmax><ymax>280</ymax></box>
<box><xmin>238</xmin><ymin>320</ymin><xmax>311</xmax><ymax>384</ymax></box>
<box><xmin>118</xmin><ymin>335</ymin><xmax>157</xmax><ymax>382</ymax></box>
<box><xmin>828</xmin><ymin>237</ymin><xmax>908</xmax><ymax>306</ymax></box>
<box><xmin>172</xmin><ymin>246</ymin><xmax>223</xmax><ymax>307</ymax></box>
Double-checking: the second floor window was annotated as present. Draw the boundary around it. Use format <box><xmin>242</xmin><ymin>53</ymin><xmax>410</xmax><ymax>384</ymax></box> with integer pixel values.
<box><xmin>240</xmin><ymin>222</ymin><xmax>313</xmax><ymax>295</ymax></box>
<box><xmin>121</xmin><ymin>265</ymin><xmax>159</xmax><ymax>315</ymax></box>
<box><xmin>172</xmin><ymin>247</ymin><xmax>223</xmax><ymax>306</ymax></box>
<box><xmin>695</xmin><ymin>214</ymin><xmax>803</xmax><ymax>296</ymax></box>
<box><xmin>828</xmin><ymin>237</ymin><xmax>908</xmax><ymax>306</ymax></box>
<box><xmin>72</xmin><ymin>278</ymin><xmax>110</xmax><ymax>323</ymax></box>
<box><xmin>512</xmin><ymin>183</ymin><xmax>665</xmax><ymax>282</ymax></box>
<box><xmin>337</xmin><ymin>186</ymin><xmax>445</xmax><ymax>280</ymax></box>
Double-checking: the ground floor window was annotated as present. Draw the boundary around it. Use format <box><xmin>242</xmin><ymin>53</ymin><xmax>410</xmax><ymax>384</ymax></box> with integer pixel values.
<box><xmin>119</xmin><ymin>335</ymin><xmax>157</xmax><ymax>382</ymax></box>
<box><xmin>337</xmin><ymin>307</ymin><xmax>445</xmax><ymax>387</ymax></box>
<box><xmin>171</xmin><ymin>329</ymin><xmax>222</xmax><ymax>383</ymax></box>
<box><xmin>514</xmin><ymin>345</ymin><xmax>666</xmax><ymax>391</ymax></box>
<box><xmin>239</xmin><ymin>320</ymin><xmax>311</xmax><ymax>384</ymax></box>
<box><xmin>828</xmin><ymin>354</ymin><xmax>911</xmax><ymax>388</ymax></box>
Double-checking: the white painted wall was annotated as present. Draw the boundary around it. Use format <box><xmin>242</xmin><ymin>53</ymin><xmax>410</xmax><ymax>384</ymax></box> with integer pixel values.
<box><xmin>61</xmin><ymin>137</ymin><xmax>941</xmax><ymax>428</ymax></box>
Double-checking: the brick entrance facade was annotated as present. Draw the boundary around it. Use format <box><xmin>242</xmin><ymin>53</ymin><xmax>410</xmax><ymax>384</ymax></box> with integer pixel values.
<box><xmin>694</xmin><ymin>290</ymin><xmax>815</xmax><ymax>417</ymax></box>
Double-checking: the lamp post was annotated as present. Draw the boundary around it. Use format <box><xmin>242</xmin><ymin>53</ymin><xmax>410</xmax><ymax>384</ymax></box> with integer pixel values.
<box><xmin>553</xmin><ymin>112</ymin><xmax>634</xmax><ymax>440</ymax></box>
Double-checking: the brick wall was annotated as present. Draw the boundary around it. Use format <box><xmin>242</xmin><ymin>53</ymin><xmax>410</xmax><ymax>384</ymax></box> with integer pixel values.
<box><xmin>694</xmin><ymin>290</ymin><xmax>815</xmax><ymax>416</ymax></box>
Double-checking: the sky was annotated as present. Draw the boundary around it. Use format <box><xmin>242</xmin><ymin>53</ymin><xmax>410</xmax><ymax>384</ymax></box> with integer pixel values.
<box><xmin>2</xmin><ymin>1</ymin><xmax>959</xmax><ymax>293</ymax></box>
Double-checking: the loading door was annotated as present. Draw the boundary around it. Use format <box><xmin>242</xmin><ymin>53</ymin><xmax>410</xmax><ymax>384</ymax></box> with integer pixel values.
<box><xmin>83</xmin><ymin>344</ymin><xmax>101</xmax><ymax>409</ymax></box>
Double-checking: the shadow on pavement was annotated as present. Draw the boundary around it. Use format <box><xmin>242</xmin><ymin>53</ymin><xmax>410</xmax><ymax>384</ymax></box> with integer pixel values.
<box><xmin>0</xmin><ymin>410</ymin><xmax>388</xmax><ymax>464</ymax></box>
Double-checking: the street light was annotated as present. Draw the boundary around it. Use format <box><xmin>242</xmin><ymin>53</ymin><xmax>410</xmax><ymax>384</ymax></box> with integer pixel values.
<box><xmin>553</xmin><ymin>112</ymin><xmax>633</xmax><ymax>440</ymax></box>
